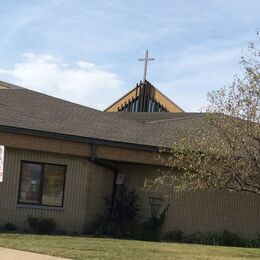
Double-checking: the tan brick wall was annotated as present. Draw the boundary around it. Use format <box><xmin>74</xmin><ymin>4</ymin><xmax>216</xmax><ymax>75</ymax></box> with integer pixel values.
<box><xmin>0</xmin><ymin>147</ymin><xmax>114</xmax><ymax>233</ymax></box>
<box><xmin>119</xmin><ymin>163</ymin><xmax>260</xmax><ymax>239</ymax></box>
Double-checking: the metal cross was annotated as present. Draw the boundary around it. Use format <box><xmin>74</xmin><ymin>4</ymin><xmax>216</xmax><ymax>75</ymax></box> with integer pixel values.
<box><xmin>139</xmin><ymin>50</ymin><xmax>154</xmax><ymax>83</ymax></box>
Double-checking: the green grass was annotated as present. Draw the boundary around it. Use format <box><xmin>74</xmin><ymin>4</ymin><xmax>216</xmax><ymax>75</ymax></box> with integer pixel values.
<box><xmin>0</xmin><ymin>233</ymin><xmax>260</xmax><ymax>259</ymax></box>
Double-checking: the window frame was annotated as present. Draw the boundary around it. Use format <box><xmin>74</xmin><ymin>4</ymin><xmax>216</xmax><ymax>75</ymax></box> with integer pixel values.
<box><xmin>18</xmin><ymin>160</ymin><xmax>67</xmax><ymax>208</ymax></box>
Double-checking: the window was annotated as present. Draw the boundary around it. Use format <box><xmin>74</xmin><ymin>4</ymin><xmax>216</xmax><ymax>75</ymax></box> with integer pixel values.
<box><xmin>18</xmin><ymin>161</ymin><xmax>66</xmax><ymax>207</ymax></box>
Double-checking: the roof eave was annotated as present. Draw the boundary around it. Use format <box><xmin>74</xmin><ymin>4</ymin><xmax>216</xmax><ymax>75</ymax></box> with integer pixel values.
<box><xmin>0</xmin><ymin>125</ymin><xmax>158</xmax><ymax>152</ymax></box>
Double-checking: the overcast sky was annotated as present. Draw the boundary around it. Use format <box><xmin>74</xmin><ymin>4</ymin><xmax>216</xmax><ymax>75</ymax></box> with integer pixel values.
<box><xmin>0</xmin><ymin>0</ymin><xmax>259</xmax><ymax>111</ymax></box>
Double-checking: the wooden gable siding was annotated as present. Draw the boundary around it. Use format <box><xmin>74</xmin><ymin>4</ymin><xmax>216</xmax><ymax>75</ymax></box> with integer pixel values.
<box><xmin>105</xmin><ymin>81</ymin><xmax>184</xmax><ymax>112</ymax></box>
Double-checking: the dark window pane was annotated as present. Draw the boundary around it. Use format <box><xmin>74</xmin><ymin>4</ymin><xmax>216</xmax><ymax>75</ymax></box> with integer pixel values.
<box><xmin>42</xmin><ymin>165</ymin><xmax>65</xmax><ymax>206</ymax></box>
<box><xmin>19</xmin><ymin>163</ymin><xmax>41</xmax><ymax>204</ymax></box>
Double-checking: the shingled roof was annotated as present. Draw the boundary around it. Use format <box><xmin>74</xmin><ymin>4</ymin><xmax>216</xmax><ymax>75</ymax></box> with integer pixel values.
<box><xmin>0</xmin><ymin>81</ymin><xmax>205</xmax><ymax>149</ymax></box>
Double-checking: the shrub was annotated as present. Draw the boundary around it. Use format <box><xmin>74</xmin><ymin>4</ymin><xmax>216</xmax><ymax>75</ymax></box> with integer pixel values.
<box><xmin>56</xmin><ymin>230</ymin><xmax>68</xmax><ymax>235</ymax></box>
<box><xmin>250</xmin><ymin>233</ymin><xmax>260</xmax><ymax>248</ymax></box>
<box><xmin>184</xmin><ymin>231</ymin><xmax>205</xmax><ymax>244</ymax></box>
<box><xmin>219</xmin><ymin>230</ymin><xmax>246</xmax><ymax>247</ymax></box>
<box><xmin>165</xmin><ymin>229</ymin><xmax>184</xmax><ymax>242</ymax></box>
<box><xmin>3</xmin><ymin>223</ymin><xmax>17</xmax><ymax>232</ymax></box>
<box><xmin>204</xmin><ymin>232</ymin><xmax>221</xmax><ymax>246</ymax></box>
<box><xmin>142</xmin><ymin>205</ymin><xmax>169</xmax><ymax>241</ymax></box>
<box><xmin>164</xmin><ymin>229</ymin><xmax>258</xmax><ymax>248</ymax></box>
<box><xmin>124</xmin><ymin>221</ymin><xmax>143</xmax><ymax>240</ymax></box>
<box><xmin>142</xmin><ymin>217</ymin><xmax>163</xmax><ymax>241</ymax></box>
<box><xmin>165</xmin><ymin>230</ymin><xmax>220</xmax><ymax>245</ymax></box>
<box><xmin>28</xmin><ymin>216</ymin><xmax>56</xmax><ymax>234</ymax></box>
<box><xmin>93</xmin><ymin>185</ymin><xmax>141</xmax><ymax>238</ymax></box>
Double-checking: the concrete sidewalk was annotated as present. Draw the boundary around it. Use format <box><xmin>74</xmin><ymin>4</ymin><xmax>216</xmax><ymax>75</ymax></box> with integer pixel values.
<box><xmin>0</xmin><ymin>247</ymin><xmax>69</xmax><ymax>260</ymax></box>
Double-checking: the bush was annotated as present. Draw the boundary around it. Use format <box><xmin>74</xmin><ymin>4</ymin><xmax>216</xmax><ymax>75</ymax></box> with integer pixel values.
<box><xmin>204</xmin><ymin>232</ymin><xmax>221</xmax><ymax>246</ymax></box>
<box><xmin>250</xmin><ymin>233</ymin><xmax>260</xmax><ymax>248</ymax></box>
<box><xmin>93</xmin><ymin>185</ymin><xmax>141</xmax><ymax>238</ymax></box>
<box><xmin>184</xmin><ymin>231</ymin><xmax>205</xmax><ymax>244</ymax></box>
<box><xmin>164</xmin><ymin>229</ymin><xmax>259</xmax><ymax>248</ymax></box>
<box><xmin>219</xmin><ymin>230</ymin><xmax>246</xmax><ymax>247</ymax></box>
<box><xmin>56</xmin><ymin>230</ymin><xmax>68</xmax><ymax>235</ymax></box>
<box><xmin>165</xmin><ymin>229</ymin><xmax>184</xmax><ymax>242</ymax></box>
<box><xmin>28</xmin><ymin>216</ymin><xmax>56</xmax><ymax>234</ymax></box>
<box><xmin>142</xmin><ymin>205</ymin><xmax>169</xmax><ymax>241</ymax></box>
<box><xmin>124</xmin><ymin>221</ymin><xmax>143</xmax><ymax>240</ymax></box>
<box><xmin>3</xmin><ymin>223</ymin><xmax>17</xmax><ymax>232</ymax></box>
<box><xmin>142</xmin><ymin>217</ymin><xmax>163</xmax><ymax>241</ymax></box>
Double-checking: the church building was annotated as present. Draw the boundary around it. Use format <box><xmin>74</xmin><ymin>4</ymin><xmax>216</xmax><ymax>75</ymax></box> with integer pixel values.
<box><xmin>0</xmin><ymin>52</ymin><xmax>259</xmax><ymax>238</ymax></box>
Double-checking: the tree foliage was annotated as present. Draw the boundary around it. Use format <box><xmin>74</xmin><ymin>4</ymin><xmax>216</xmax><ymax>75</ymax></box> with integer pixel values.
<box><xmin>155</xmin><ymin>31</ymin><xmax>260</xmax><ymax>195</ymax></box>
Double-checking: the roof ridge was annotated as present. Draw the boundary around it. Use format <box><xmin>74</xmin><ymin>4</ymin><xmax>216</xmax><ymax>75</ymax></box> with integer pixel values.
<box><xmin>0</xmin><ymin>80</ymin><xmax>24</xmax><ymax>89</ymax></box>
<box><xmin>24</xmin><ymin>89</ymin><xmax>101</xmax><ymax>112</ymax></box>
<box><xmin>145</xmin><ymin>114</ymin><xmax>204</xmax><ymax>124</ymax></box>
<box><xmin>0</xmin><ymin>80</ymin><xmax>102</xmax><ymax>112</ymax></box>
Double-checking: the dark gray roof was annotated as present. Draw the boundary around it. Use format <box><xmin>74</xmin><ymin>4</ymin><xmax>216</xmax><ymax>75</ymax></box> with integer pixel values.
<box><xmin>0</xmin><ymin>84</ymin><xmax>205</xmax><ymax>148</ymax></box>
<box><xmin>0</xmin><ymin>80</ymin><xmax>23</xmax><ymax>89</ymax></box>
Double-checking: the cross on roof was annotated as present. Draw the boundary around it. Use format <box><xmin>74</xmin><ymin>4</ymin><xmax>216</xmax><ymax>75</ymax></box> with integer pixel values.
<box><xmin>139</xmin><ymin>50</ymin><xmax>154</xmax><ymax>83</ymax></box>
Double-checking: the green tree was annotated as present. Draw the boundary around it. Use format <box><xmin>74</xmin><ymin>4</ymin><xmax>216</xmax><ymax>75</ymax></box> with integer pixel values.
<box><xmin>154</xmin><ymin>31</ymin><xmax>260</xmax><ymax>195</ymax></box>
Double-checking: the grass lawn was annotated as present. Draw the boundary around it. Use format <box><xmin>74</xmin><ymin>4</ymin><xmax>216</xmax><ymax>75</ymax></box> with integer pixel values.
<box><xmin>0</xmin><ymin>233</ymin><xmax>260</xmax><ymax>259</ymax></box>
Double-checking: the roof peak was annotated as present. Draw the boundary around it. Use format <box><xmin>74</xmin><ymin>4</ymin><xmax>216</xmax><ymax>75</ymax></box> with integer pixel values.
<box><xmin>104</xmin><ymin>80</ymin><xmax>184</xmax><ymax>113</ymax></box>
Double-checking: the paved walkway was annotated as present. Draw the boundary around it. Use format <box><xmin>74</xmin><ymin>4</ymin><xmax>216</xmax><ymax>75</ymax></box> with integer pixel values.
<box><xmin>0</xmin><ymin>247</ymin><xmax>69</xmax><ymax>260</ymax></box>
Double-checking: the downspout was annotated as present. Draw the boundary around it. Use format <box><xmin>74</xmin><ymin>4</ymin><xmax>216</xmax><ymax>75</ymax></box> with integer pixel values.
<box><xmin>110</xmin><ymin>168</ymin><xmax>118</xmax><ymax>217</ymax></box>
<box><xmin>91</xmin><ymin>143</ymin><xmax>96</xmax><ymax>161</ymax></box>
